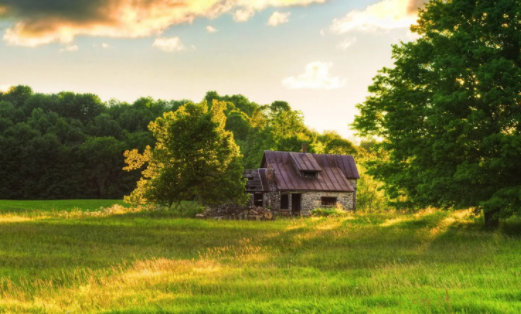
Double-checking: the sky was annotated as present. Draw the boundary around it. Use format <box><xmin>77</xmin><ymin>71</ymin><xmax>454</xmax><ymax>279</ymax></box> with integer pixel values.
<box><xmin>0</xmin><ymin>0</ymin><xmax>425</xmax><ymax>139</ymax></box>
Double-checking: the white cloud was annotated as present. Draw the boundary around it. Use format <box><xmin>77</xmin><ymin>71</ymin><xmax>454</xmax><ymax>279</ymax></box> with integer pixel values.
<box><xmin>102</xmin><ymin>43</ymin><xmax>111</xmax><ymax>48</ymax></box>
<box><xmin>206</xmin><ymin>25</ymin><xmax>218</xmax><ymax>33</ymax></box>
<box><xmin>338</xmin><ymin>37</ymin><xmax>357</xmax><ymax>50</ymax></box>
<box><xmin>283</xmin><ymin>62</ymin><xmax>346</xmax><ymax>90</ymax></box>
<box><xmin>2</xmin><ymin>0</ymin><xmax>331</xmax><ymax>46</ymax></box>
<box><xmin>233</xmin><ymin>8</ymin><xmax>255</xmax><ymax>22</ymax></box>
<box><xmin>330</xmin><ymin>0</ymin><xmax>421</xmax><ymax>34</ymax></box>
<box><xmin>267</xmin><ymin>11</ymin><xmax>291</xmax><ymax>26</ymax></box>
<box><xmin>59</xmin><ymin>45</ymin><xmax>79</xmax><ymax>53</ymax></box>
<box><xmin>0</xmin><ymin>84</ymin><xmax>12</xmax><ymax>92</ymax></box>
<box><xmin>153</xmin><ymin>37</ymin><xmax>185</xmax><ymax>52</ymax></box>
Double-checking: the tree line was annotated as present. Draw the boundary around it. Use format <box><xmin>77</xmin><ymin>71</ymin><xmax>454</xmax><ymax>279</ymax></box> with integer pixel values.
<box><xmin>0</xmin><ymin>86</ymin><xmax>363</xmax><ymax>201</ymax></box>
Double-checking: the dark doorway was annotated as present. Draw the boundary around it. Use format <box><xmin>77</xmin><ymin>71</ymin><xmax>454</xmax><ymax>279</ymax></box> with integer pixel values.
<box><xmin>291</xmin><ymin>194</ymin><xmax>301</xmax><ymax>214</ymax></box>
<box><xmin>280</xmin><ymin>194</ymin><xmax>289</xmax><ymax>209</ymax></box>
<box><xmin>254</xmin><ymin>193</ymin><xmax>264</xmax><ymax>207</ymax></box>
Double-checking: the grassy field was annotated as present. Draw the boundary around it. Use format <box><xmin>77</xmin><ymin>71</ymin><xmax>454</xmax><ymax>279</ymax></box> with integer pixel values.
<box><xmin>0</xmin><ymin>200</ymin><xmax>520</xmax><ymax>313</ymax></box>
<box><xmin>0</xmin><ymin>199</ymin><xmax>128</xmax><ymax>214</ymax></box>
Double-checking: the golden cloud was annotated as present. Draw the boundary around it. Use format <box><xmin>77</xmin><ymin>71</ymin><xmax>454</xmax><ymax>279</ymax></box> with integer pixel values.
<box><xmin>330</xmin><ymin>0</ymin><xmax>424</xmax><ymax>34</ymax></box>
<box><xmin>0</xmin><ymin>0</ymin><xmax>330</xmax><ymax>47</ymax></box>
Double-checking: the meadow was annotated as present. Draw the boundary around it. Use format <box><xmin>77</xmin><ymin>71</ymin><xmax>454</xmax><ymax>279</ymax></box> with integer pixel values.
<box><xmin>0</xmin><ymin>200</ymin><xmax>129</xmax><ymax>215</ymax></box>
<box><xmin>0</xmin><ymin>200</ymin><xmax>520</xmax><ymax>313</ymax></box>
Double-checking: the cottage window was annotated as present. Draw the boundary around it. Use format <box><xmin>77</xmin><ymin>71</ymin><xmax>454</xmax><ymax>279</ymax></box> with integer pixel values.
<box><xmin>280</xmin><ymin>194</ymin><xmax>289</xmax><ymax>209</ymax></box>
<box><xmin>301</xmin><ymin>171</ymin><xmax>318</xmax><ymax>178</ymax></box>
<box><xmin>321</xmin><ymin>197</ymin><xmax>337</xmax><ymax>206</ymax></box>
<box><xmin>254</xmin><ymin>193</ymin><xmax>264</xmax><ymax>207</ymax></box>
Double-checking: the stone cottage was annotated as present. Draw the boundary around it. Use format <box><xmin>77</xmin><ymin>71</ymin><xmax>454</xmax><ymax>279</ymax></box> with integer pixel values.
<box><xmin>244</xmin><ymin>145</ymin><xmax>360</xmax><ymax>215</ymax></box>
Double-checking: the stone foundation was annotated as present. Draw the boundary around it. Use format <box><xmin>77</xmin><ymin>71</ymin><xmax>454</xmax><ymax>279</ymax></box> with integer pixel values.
<box><xmin>247</xmin><ymin>190</ymin><xmax>356</xmax><ymax>216</ymax></box>
<box><xmin>297</xmin><ymin>191</ymin><xmax>355</xmax><ymax>215</ymax></box>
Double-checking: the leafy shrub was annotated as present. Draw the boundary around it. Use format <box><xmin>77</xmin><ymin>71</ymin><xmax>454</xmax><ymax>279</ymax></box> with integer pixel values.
<box><xmin>311</xmin><ymin>208</ymin><xmax>349</xmax><ymax>217</ymax></box>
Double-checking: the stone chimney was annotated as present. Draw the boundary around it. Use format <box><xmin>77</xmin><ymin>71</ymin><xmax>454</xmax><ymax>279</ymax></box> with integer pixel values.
<box><xmin>302</xmin><ymin>143</ymin><xmax>307</xmax><ymax>153</ymax></box>
<box><xmin>266</xmin><ymin>164</ymin><xmax>276</xmax><ymax>191</ymax></box>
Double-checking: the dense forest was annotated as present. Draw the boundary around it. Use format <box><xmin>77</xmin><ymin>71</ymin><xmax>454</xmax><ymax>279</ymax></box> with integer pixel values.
<box><xmin>0</xmin><ymin>86</ymin><xmax>361</xmax><ymax>200</ymax></box>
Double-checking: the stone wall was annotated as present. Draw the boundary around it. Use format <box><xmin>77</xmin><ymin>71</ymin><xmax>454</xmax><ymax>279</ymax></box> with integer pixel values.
<box><xmin>246</xmin><ymin>179</ymin><xmax>358</xmax><ymax>216</ymax></box>
<box><xmin>348</xmin><ymin>179</ymin><xmax>357</xmax><ymax>211</ymax></box>
<box><xmin>267</xmin><ymin>190</ymin><xmax>356</xmax><ymax>216</ymax></box>
<box><xmin>263</xmin><ymin>191</ymin><xmax>280</xmax><ymax>210</ymax></box>
<box><xmin>299</xmin><ymin>191</ymin><xmax>355</xmax><ymax>215</ymax></box>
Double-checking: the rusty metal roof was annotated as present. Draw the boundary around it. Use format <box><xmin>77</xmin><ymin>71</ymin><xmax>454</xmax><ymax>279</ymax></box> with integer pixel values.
<box><xmin>289</xmin><ymin>152</ymin><xmax>322</xmax><ymax>172</ymax></box>
<box><xmin>243</xmin><ymin>169</ymin><xmax>271</xmax><ymax>192</ymax></box>
<box><xmin>261</xmin><ymin>151</ymin><xmax>359</xmax><ymax>192</ymax></box>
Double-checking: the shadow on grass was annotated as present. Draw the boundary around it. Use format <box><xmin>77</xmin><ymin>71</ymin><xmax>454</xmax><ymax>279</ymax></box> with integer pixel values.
<box><xmin>500</xmin><ymin>219</ymin><xmax>521</xmax><ymax>237</ymax></box>
<box><xmin>435</xmin><ymin>216</ymin><xmax>521</xmax><ymax>238</ymax></box>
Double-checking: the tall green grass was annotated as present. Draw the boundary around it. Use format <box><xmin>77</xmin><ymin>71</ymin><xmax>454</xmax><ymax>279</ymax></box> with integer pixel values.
<box><xmin>0</xmin><ymin>201</ymin><xmax>519</xmax><ymax>313</ymax></box>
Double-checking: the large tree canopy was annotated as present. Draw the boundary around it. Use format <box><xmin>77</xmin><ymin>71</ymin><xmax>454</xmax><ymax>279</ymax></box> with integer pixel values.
<box><xmin>124</xmin><ymin>100</ymin><xmax>248</xmax><ymax>208</ymax></box>
<box><xmin>353</xmin><ymin>0</ymin><xmax>521</xmax><ymax>225</ymax></box>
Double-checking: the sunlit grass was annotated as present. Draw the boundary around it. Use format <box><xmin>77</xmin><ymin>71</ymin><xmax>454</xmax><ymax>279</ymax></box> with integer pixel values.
<box><xmin>0</xmin><ymin>201</ymin><xmax>520</xmax><ymax>313</ymax></box>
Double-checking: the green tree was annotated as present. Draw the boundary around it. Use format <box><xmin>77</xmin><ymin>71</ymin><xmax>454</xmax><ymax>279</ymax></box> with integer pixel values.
<box><xmin>124</xmin><ymin>100</ymin><xmax>247</xmax><ymax>208</ymax></box>
<box><xmin>270</xmin><ymin>101</ymin><xmax>291</xmax><ymax>113</ymax></box>
<box><xmin>0</xmin><ymin>86</ymin><xmax>162</xmax><ymax>200</ymax></box>
<box><xmin>314</xmin><ymin>131</ymin><xmax>357</xmax><ymax>155</ymax></box>
<box><xmin>353</xmin><ymin>0</ymin><xmax>521</xmax><ymax>226</ymax></box>
<box><xmin>225</xmin><ymin>110</ymin><xmax>251</xmax><ymax>141</ymax></box>
<box><xmin>80</xmin><ymin>137</ymin><xmax>126</xmax><ymax>198</ymax></box>
<box><xmin>355</xmin><ymin>140</ymin><xmax>389</xmax><ymax>213</ymax></box>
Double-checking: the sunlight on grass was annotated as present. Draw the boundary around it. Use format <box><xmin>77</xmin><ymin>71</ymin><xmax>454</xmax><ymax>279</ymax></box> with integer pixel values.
<box><xmin>0</xmin><ymin>202</ymin><xmax>519</xmax><ymax>313</ymax></box>
<box><xmin>0</xmin><ymin>216</ymin><xmax>33</xmax><ymax>223</ymax></box>
<box><xmin>380</xmin><ymin>217</ymin><xmax>406</xmax><ymax>227</ymax></box>
<box><xmin>0</xmin><ymin>200</ymin><xmax>128</xmax><ymax>213</ymax></box>
<box><xmin>0</xmin><ymin>203</ymin><xmax>146</xmax><ymax>221</ymax></box>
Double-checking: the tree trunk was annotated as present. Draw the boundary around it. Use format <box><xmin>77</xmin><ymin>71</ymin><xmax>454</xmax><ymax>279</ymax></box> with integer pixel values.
<box><xmin>484</xmin><ymin>208</ymin><xmax>500</xmax><ymax>227</ymax></box>
<box><xmin>197</xmin><ymin>194</ymin><xmax>204</xmax><ymax>206</ymax></box>
<box><xmin>97</xmin><ymin>178</ymin><xmax>106</xmax><ymax>199</ymax></box>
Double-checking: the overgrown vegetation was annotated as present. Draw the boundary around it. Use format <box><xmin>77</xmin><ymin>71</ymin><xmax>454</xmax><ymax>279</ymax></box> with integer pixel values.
<box><xmin>0</xmin><ymin>200</ymin><xmax>520</xmax><ymax>313</ymax></box>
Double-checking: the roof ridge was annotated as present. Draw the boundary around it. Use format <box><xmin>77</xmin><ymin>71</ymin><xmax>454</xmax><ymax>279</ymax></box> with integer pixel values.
<box><xmin>265</xmin><ymin>150</ymin><xmax>354</xmax><ymax>158</ymax></box>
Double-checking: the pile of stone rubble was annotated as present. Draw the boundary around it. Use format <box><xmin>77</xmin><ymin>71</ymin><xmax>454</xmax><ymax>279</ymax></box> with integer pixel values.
<box><xmin>196</xmin><ymin>203</ymin><xmax>274</xmax><ymax>221</ymax></box>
